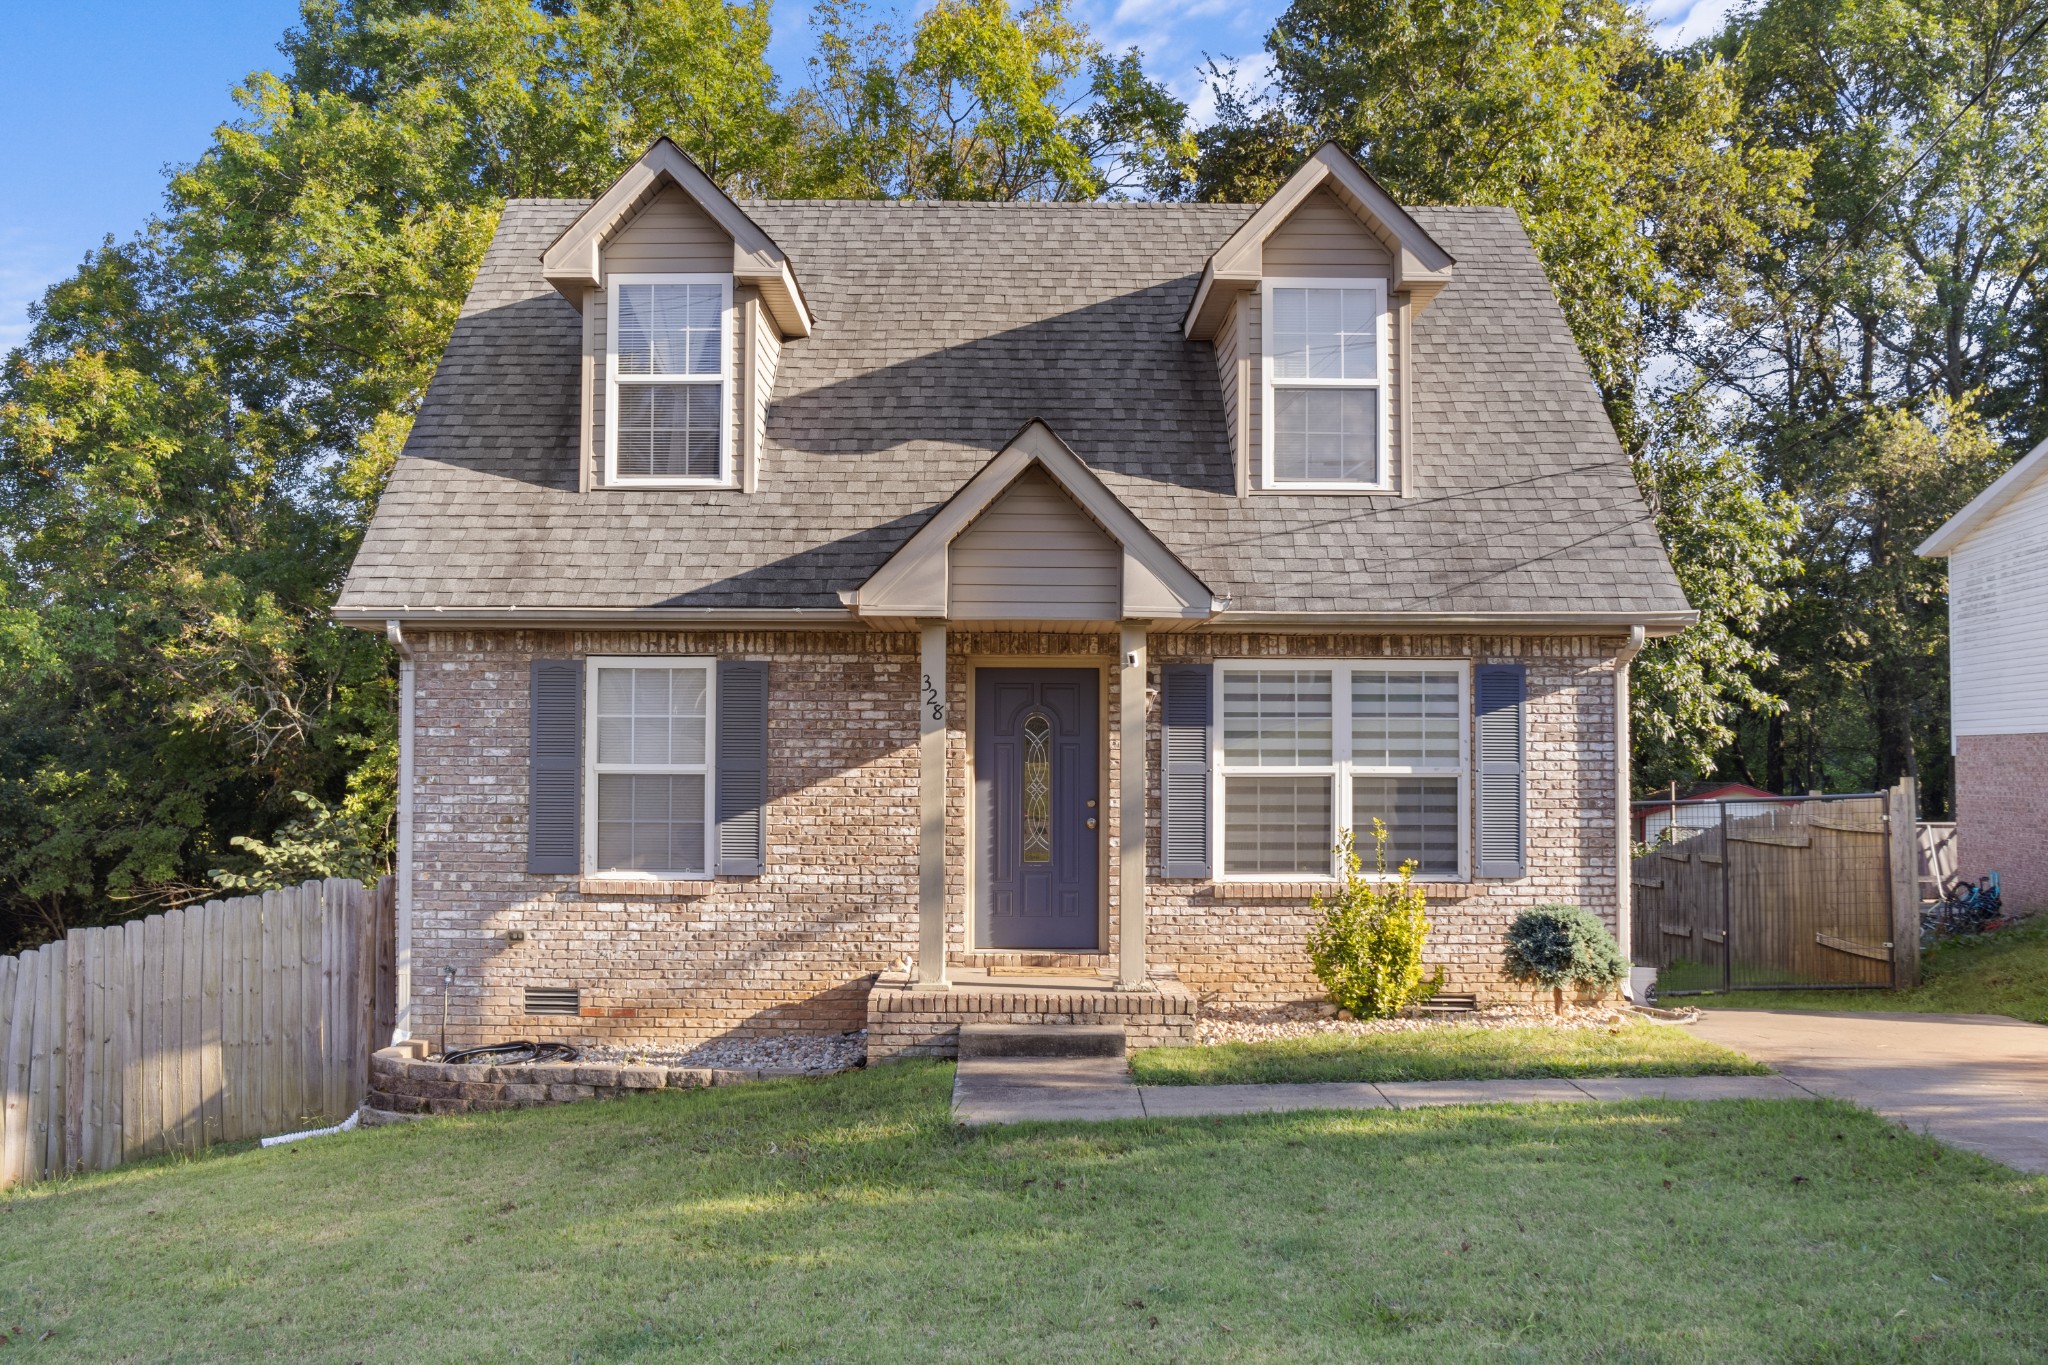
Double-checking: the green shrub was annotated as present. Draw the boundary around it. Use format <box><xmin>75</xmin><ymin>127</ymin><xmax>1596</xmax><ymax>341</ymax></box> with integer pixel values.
<box><xmin>1502</xmin><ymin>904</ymin><xmax>1628</xmax><ymax>1010</ymax></box>
<box><xmin>1305</xmin><ymin>823</ymin><xmax>1442</xmax><ymax>1019</ymax></box>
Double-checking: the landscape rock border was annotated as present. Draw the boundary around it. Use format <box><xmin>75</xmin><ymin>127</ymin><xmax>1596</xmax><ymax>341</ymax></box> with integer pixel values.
<box><xmin>362</xmin><ymin>1042</ymin><xmax>855</xmax><ymax>1122</ymax></box>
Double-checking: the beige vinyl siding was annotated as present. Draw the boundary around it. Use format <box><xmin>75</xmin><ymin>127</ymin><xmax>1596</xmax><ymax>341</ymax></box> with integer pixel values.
<box><xmin>1245</xmin><ymin>289</ymin><xmax>1262</xmax><ymax>482</ymax></box>
<box><xmin>587</xmin><ymin>289</ymin><xmax>607</xmax><ymax>479</ymax></box>
<box><xmin>599</xmin><ymin>187</ymin><xmax>732</xmax><ymax>277</ymax></box>
<box><xmin>948</xmin><ymin>467</ymin><xmax>1121</xmax><ymax>619</ymax></box>
<box><xmin>1262</xmin><ymin>187</ymin><xmax>1394</xmax><ymax>277</ymax></box>
<box><xmin>1214</xmin><ymin>293</ymin><xmax>1243</xmax><ymax>495</ymax></box>
<box><xmin>1949</xmin><ymin>467</ymin><xmax>2048</xmax><ymax>735</ymax></box>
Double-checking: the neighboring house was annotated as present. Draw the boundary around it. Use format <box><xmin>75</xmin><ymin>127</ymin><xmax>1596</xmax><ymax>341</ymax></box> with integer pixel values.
<box><xmin>1919</xmin><ymin>433</ymin><xmax>2048</xmax><ymax>915</ymax></box>
<box><xmin>335</xmin><ymin>139</ymin><xmax>1693</xmax><ymax>1055</ymax></box>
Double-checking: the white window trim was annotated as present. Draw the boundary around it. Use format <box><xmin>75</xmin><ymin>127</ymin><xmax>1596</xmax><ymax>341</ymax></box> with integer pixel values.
<box><xmin>1258</xmin><ymin>277</ymin><xmax>1394</xmax><ymax>493</ymax></box>
<box><xmin>604</xmin><ymin>273</ymin><xmax>735</xmax><ymax>489</ymax></box>
<box><xmin>583</xmin><ymin>655</ymin><xmax>717</xmax><ymax>880</ymax></box>
<box><xmin>1211</xmin><ymin>658</ymin><xmax>1469</xmax><ymax>882</ymax></box>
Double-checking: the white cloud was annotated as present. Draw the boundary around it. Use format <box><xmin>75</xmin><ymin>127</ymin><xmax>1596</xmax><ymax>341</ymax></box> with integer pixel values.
<box><xmin>1644</xmin><ymin>0</ymin><xmax>1745</xmax><ymax>46</ymax></box>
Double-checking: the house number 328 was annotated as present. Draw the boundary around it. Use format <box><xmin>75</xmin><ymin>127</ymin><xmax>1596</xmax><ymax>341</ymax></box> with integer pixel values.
<box><xmin>922</xmin><ymin>673</ymin><xmax>945</xmax><ymax>722</ymax></box>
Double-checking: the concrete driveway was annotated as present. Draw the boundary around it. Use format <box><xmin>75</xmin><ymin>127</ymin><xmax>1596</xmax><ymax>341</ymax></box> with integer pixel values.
<box><xmin>1690</xmin><ymin>1009</ymin><xmax>2048</xmax><ymax>1173</ymax></box>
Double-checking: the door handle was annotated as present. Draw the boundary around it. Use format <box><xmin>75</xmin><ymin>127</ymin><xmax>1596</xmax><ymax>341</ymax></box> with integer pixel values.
<box><xmin>1085</xmin><ymin>818</ymin><xmax>1098</xmax><ymax>830</ymax></box>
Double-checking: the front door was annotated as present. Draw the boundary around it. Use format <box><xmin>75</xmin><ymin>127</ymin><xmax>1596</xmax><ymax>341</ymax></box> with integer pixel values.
<box><xmin>976</xmin><ymin>668</ymin><xmax>1100</xmax><ymax>949</ymax></box>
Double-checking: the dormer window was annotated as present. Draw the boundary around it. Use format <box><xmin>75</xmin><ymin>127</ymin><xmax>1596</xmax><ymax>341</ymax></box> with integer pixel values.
<box><xmin>606</xmin><ymin>275</ymin><xmax>733</xmax><ymax>485</ymax></box>
<box><xmin>1261</xmin><ymin>279</ymin><xmax>1390</xmax><ymax>490</ymax></box>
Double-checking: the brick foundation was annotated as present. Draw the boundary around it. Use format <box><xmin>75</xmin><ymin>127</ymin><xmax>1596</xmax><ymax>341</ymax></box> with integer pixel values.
<box><xmin>406</xmin><ymin>628</ymin><xmax>1629</xmax><ymax>1049</ymax></box>
<box><xmin>1955</xmin><ymin>733</ymin><xmax>2048</xmax><ymax>914</ymax></box>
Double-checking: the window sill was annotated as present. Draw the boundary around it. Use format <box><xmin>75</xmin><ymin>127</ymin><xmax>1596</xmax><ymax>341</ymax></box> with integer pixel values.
<box><xmin>1250</xmin><ymin>485</ymin><xmax>1399</xmax><ymax>497</ymax></box>
<box><xmin>1212</xmin><ymin>880</ymin><xmax>1477</xmax><ymax>900</ymax></box>
<box><xmin>578</xmin><ymin>877</ymin><xmax>716</xmax><ymax>898</ymax></box>
<box><xmin>601</xmin><ymin>479</ymin><xmax>737</xmax><ymax>491</ymax></box>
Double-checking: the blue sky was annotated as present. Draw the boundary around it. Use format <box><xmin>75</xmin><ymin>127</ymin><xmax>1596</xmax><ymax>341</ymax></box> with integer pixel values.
<box><xmin>0</xmin><ymin>0</ymin><xmax>1740</xmax><ymax>351</ymax></box>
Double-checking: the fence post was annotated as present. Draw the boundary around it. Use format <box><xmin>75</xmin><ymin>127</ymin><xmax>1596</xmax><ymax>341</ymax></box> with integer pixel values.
<box><xmin>1888</xmin><ymin>777</ymin><xmax>1922</xmax><ymax>989</ymax></box>
<box><xmin>1719</xmin><ymin>801</ymin><xmax>1732</xmax><ymax>994</ymax></box>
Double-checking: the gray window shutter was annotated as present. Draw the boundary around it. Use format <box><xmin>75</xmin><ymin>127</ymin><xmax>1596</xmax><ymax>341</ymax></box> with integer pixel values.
<box><xmin>1475</xmin><ymin>664</ymin><xmax>1527</xmax><ymax>878</ymax></box>
<box><xmin>1160</xmin><ymin>664</ymin><xmax>1213</xmax><ymax>878</ymax></box>
<box><xmin>715</xmin><ymin>660</ymin><xmax>769</xmax><ymax>876</ymax></box>
<box><xmin>528</xmin><ymin>659</ymin><xmax>582</xmax><ymax>875</ymax></box>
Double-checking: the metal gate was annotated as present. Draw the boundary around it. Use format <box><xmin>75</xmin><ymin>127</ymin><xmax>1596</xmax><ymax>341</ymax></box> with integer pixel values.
<box><xmin>1630</xmin><ymin>787</ymin><xmax>1919</xmax><ymax>995</ymax></box>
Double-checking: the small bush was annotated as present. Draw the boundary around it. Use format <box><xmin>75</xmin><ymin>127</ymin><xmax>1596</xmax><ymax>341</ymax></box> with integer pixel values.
<box><xmin>1502</xmin><ymin>904</ymin><xmax>1628</xmax><ymax>1010</ymax></box>
<box><xmin>1305</xmin><ymin>823</ymin><xmax>1442</xmax><ymax>1019</ymax></box>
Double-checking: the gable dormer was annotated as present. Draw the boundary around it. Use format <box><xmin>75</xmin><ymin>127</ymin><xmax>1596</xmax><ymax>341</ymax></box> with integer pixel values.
<box><xmin>1185</xmin><ymin>144</ymin><xmax>1454</xmax><ymax>500</ymax></box>
<box><xmin>541</xmin><ymin>139</ymin><xmax>811</xmax><ymax>494</ymax></box>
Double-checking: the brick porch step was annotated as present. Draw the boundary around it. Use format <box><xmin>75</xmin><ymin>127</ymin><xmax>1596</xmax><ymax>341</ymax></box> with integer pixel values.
<box><xmin>957</xmin><ymin>1023</ymin><xmax>1127</xmax><ymax>1060</ymax></box>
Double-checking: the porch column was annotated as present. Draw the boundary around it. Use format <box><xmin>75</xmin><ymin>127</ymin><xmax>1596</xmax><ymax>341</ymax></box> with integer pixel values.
<box><xmin>1118</xmin><ymin>623</ymin><xmax>1150</xmax><ymax>990</ymax></box>
<box><xmin>916</xmin><ymin>621</ymin><xmax>950</xmax><ymax>988</ymax></box>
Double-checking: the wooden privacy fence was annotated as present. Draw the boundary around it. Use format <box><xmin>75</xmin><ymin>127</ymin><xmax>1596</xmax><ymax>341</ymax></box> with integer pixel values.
<box><xmin>1631</xmin><ymin>781</ymin><xmax>1920</xmax><ymax>994</ymax></box>
<box><xmin>0</xmin><ymin>877</ymin><xmax>396</xmax><ymax>1189</ymax></box>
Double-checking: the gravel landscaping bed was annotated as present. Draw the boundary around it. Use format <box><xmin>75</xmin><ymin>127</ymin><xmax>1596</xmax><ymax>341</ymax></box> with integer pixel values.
<box><xmin>578</xmin><ymin>1030</ymin><xmax>868</xmax><ymax>1073</ymax></box>
<box><xmin>1194</xmin><ymin>999</ymin><xmax>1699</xmax><ymax>1047</ymax></box>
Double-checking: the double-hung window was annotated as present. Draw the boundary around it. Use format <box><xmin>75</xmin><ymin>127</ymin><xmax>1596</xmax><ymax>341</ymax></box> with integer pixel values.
<box><xmin>606</xmin><ymin>275</ymin><xmax>732</xmax><ymax>485</ymax></box>
<box><xmin>1261</xmin><ymin>279</ymin><xmax>1390</xmax><ymax>489</ymax></box>
<box><xmin>1216</xmin><ymin>660</ymin><xmax>1467</xmax><ymax>879</ymax></box>
<box><xmin>585</xmin><ymin>657</ymin><xmax>714</xmax><ymax>877</ymax></box>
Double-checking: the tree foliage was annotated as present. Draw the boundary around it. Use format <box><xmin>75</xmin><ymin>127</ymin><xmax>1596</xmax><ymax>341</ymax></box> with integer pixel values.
<box><xmin>1702</xmin><ymin>0</ymin><xmax>2048</xmax><ymax>806</ymax></box>
<box><xmin>0</xmin><ymin>0</ymin><xmax>798</xmax><ymax>946</ymax></box>
<box><xmin>801</xmin><ymin>0</ymin><xmax>1192</xmax><ymax>199</ymax></box>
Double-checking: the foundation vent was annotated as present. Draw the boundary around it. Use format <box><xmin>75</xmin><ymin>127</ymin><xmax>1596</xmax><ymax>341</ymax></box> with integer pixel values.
<box><xmin>524</xmin><ymin>986</ymin><xmax>581</xmax><ymax>1016</ymax></box>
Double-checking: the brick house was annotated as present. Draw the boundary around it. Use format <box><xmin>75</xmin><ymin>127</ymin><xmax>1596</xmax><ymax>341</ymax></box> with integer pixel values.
<box><xmin>1920</xmin><ymin>432</ymin><xmax>2048</xmax><ymax>914</ymax></box>
<box><xmin>336</xmin><ymin>140</ymin><xmax>1693</xmax><ymax>1057</ymax></box>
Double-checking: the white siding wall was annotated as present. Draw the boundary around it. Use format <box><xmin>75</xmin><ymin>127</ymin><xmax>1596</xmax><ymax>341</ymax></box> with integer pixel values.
<box><xmin>1950</xmin><ymin>464</ymin><xmax>2048</xmax><ymax>735</ymax></box>
<box><xmin>948</xmin><ymin>468</ymin><xmax>1121</xmax><ymax>619</ymax></box>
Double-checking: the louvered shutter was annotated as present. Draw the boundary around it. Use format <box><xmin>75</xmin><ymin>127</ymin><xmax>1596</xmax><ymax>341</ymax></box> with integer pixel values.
<box><xmin>528</xmin><ymin>659</ymin><xmax>583</xmax><ymax>875</ymax></box>
<box><xmin>1160</xmin><ymin>664</ymin><xmax>1213</xmax><ymax>878</ymax></box>
<box><xmin>1475</xmin><ymin>664</ymin><xmax>1527</xmax><ymax>878</ymax></box>
<box><xmin>715</xmin><ymin>660</ymin><xmax>769</xmax><ymax>876</ymax></box>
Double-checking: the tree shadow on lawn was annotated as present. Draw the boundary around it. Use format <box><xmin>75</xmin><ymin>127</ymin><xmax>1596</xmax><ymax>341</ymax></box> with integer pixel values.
<box><xmin>5</xmin><ymin>1065</ymin><xmax>2047</xmax><ymax>1363</ymax></box>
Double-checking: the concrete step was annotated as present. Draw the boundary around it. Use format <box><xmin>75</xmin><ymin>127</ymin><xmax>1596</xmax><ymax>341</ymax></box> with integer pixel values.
<box><xmin>957</xmin><ymin>1023</ymin><xmax>1127</xmax><ymax>1059</ymax></box>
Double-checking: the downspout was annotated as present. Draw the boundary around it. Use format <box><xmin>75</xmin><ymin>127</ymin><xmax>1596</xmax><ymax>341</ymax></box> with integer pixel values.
<box><xmin>1615</xmin><ymin>626</ymin><xmax>1646</xmax><ymax>994</ymax></box>
<box><xmin>385</xmin><ymin>620</ymin><xmax>416</xmax><ymax>1043</ymax></box>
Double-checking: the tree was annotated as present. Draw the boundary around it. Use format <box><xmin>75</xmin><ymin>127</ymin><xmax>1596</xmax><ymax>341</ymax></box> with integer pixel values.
<box><xmin>1704</xmin><ymin>0</ymin><xmax>2048</xmax><ymax>805</ymax></box>
<box><xmin>800</xmin><ymin>0</ymin><xmax>1193</xmax><ymax>200</ymax></box>
<box><xmin>0</xmin><ymin>0</ymin><xmax>796</xmax><ymax>947</ymax></box>
<box><xmin>1738</xmin><ymin>402</ymin><xmax>2005</xmax><ymax>806</ymax></box>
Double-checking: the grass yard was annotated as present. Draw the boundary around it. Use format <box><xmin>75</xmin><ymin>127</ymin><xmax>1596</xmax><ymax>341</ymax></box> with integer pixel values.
<box><xmin>1129</xmin><ymin>1018</ymin><xmax>1766</xmax><ymax>1086</ymax></box>
<box><xmin>7</xmin><ymin>1065</ymin><xmax>2045</xmax><ymax>1362</ymax></box>
<box><xmin>1680</xmin><ymin>916</ymin><xmax>2048</xmax><ymax>1023</ymax></box>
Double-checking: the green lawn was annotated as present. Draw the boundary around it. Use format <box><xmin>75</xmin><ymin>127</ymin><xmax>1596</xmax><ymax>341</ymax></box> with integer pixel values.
<box><xmin>1130</xmin><ymin>1018</ymin><xmax>1766</xmax><ymax>1086</ymax></box>
<box><xmin>7</xmin><ymin>1065</ymin><xmax>2044</xmax><ymax>1362</ymax></box>
<box><xmin>1680</xmin><ymin>916</ymin><xmax>2048</xmax><ymax>1023</ymax></box>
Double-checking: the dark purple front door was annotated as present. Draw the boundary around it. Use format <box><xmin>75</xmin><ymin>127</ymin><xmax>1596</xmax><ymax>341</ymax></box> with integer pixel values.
<box><xmin>976</xmin><ymin>668</ymin><xmax>1100</xmax><ymax>950</ymax></box>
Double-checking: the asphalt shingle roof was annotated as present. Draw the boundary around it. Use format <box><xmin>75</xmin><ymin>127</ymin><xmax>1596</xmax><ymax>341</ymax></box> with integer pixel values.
<box><xmin>337</xmin><ymin>197</ymin><xmax>1689</xmax><ymax>619</ymax></box>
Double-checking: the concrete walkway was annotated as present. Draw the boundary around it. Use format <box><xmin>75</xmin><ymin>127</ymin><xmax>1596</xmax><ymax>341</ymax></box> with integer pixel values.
<box><xmin>1690</xmin><ymin>1009</ymin><xmax>2048</xmax><ymax>1173</ymax></box>
<box><xmin>951</xmin><ymin>1056</ymin><xmax>1812</xmax><ymax>1127</ymax></box>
